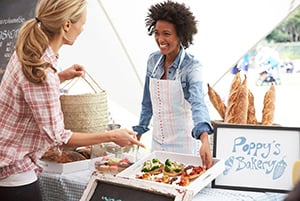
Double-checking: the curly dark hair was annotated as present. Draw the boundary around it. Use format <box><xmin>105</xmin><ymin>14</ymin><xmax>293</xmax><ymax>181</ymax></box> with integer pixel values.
<box><xmin>145</xmin><ymin>0</ymin><xmax>197</xmax><ymax>49</ymax></box>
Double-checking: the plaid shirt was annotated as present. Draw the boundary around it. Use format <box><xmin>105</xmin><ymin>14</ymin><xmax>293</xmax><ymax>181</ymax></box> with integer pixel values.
<box><xmin>0</xmin><ymin>47</ymin><xmax>72</xmax><ymax>179</ymax></box>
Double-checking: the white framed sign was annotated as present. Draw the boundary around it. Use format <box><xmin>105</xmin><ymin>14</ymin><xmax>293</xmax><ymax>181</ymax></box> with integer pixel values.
<box><xmin>212</xmin><ymin>123</ymin><xmax>300</xmax><ymax>193</ymax></box>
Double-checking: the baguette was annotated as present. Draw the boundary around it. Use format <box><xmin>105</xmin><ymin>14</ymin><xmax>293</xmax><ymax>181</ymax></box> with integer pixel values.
<box><xmin>247</xmin><ymin>89</ymin><xmax>258</xmax><ymax>124</ymax></box>
<box><xmin>229</xmin><ymin>71</ymin><xmax>242</xmax><ymax>95</ymax></box>
<box><xmin>207</xmin><ymin>83</ymin><xmax>227</xmax><ymax>119</ymax></box>
<box><xmin>224</xmin><ymin>72</ymin><xmax>242</xmax><ymax>123</ymax></box>
<box><xmin>233</xmin><ymin>75</ymin><xmax>249</xmax><ymax>124</ymax></box>
<box><xmin>225</xmin><ymin>74</ymin><xmax>248</xmax><ymax>124</ymax></box>
<box><xmin>261</xmin><ymin>84</ymin><xmax>276</xmax><ymax>125</ymax></box>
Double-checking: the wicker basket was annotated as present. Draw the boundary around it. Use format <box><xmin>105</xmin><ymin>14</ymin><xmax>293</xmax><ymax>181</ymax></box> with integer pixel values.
<box><xmin>60</xmin><ymin>73</ymin><xmax>108</xmax><ymax>133</ymax></box>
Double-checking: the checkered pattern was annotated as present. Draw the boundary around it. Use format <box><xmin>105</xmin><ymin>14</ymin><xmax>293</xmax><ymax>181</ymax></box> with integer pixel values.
<box><xmin>0</xmin><ymin>46</ymin><xmax>71</xmax><ymax>179</ymax></box>
<box><xmin>39</xmin><ymin>170</ymin><xmax>91</xmax><ymax>201</ymax></box>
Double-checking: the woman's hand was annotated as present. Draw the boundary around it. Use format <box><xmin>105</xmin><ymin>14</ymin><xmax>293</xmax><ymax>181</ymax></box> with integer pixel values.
<box><xmin>199</xmin><ymin>132</ymin><xmax>213</xmax><ymax>169</ymax></box>
<box><xmin>109</xmin><ymin>129</ymin><xmax>145</xmax><ymax>148</ymax></box>
<box><xmin>58</xmin><ymin>64</ymin><xmax>85</xmax><ymax>83</ymax></box>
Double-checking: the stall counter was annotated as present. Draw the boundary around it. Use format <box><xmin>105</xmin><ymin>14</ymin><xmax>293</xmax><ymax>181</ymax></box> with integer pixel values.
<box><xmin>38</xmin><ymin>169</ymin><xmax>288</xmax><ymax>201</ymax></box>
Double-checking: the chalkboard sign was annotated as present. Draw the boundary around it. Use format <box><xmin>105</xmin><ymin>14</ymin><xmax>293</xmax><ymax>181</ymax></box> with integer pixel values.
<box><xmin>0</xmin><ymin>0</ymin><xmax>38</xmax><ymax>82</ymax></box>
<box><xmin>212</xmin><ymin>123</ymin><xmax>300</xmax><ymax>193</ymax></box>
<box><xmin>80</xmin><ymin>172</ymin><xmax>194</xmax><ymax>201</ymax></box>
<box><xmin>90</xmin><ymin>180</ymin><xmax>174</xmax><ymax>201</ymax></box>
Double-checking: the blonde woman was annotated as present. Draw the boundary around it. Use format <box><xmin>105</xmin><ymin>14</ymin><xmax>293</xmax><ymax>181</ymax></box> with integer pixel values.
<box><xmin>0</xmin><ymin>1</ymin><xmax>144</xmax><ymax>200</ymax></box>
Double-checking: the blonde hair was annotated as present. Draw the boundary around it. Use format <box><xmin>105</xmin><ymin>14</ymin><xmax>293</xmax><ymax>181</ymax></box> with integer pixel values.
<box><xmin>15</xmin><ymin>0</ymin><xmax>87</xmax><ymax>84</ymax></box>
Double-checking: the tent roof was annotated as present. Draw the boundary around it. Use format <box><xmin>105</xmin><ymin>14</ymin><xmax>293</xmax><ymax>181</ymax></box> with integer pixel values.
<box><xmin>57</xmin><ymin>0</ymin><xmax>300</xmax><ymax>127</ymax></box>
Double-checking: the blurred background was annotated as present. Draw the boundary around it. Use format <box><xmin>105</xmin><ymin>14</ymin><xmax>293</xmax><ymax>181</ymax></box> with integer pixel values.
<box><xmin>1</xmin><ymin>0</ymin><xmax>300</xmax><ymax>150</ymax></box>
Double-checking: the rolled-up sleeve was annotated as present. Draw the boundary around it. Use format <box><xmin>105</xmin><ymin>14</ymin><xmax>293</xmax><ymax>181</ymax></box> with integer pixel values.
<box><xmin>185</xmin><ymin>61</ymin><xmax>214</xmax><ymax>139</ymax></box>
<box><xmin>133</xmin><ymin>70</ymin><xmax>153</xmax><ymax>134</ymax></box>
<box><xmin>23</xmin><ymin>70</ymin><xmax>72</xmax><ymax>146</ymax></box>
<box><xmin>132</xmin><ymin>54</ymin><xmax>159</xmax><ymax>135</ymax></box>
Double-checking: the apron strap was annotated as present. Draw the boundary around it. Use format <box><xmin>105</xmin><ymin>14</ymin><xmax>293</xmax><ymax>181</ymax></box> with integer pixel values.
<box><xmin>151</xmin><ymin>49</ymin><xmax>186</xmax><ymax>79</ymax></box>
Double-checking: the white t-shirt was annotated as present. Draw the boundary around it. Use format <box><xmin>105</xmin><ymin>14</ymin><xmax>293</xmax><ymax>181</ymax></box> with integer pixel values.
<box><xmin>0</xmin><ymin>169</ymin><xmax>37</xmax><ymax>187</ymax></box>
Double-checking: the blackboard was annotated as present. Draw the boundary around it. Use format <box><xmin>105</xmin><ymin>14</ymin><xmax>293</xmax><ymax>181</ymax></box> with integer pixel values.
<box><xmin>90</xmin><ymin>180</ymin><xmax>175</xmax><ymax>201</ymax></box>
<box><xmin>0</xmin><ymin>0</ymin><xmax>38</xmax><ymax>82</ymax></box>
<box><xmin>80</xmin><ymin>173</ymin><xmax>194</xmax><ymax>201</ymax></box>
<box><xmin>212</xmin><ymin>123</ymin><xmax>300</xmax><ymax>193</ymax></box>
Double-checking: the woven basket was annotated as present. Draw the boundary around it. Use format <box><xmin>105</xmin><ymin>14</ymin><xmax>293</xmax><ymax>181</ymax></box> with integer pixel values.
<box><xmin>60</xmin><ymin>73</ymin><xmax>108</xmax><ymax>133</ymax></box>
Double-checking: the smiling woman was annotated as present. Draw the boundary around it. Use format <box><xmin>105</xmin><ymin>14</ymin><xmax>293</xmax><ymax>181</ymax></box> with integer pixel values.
<box><xmin>132</xmin><ymin>1</ymin><xmax>214</xmax><ymax>172</ymax></box>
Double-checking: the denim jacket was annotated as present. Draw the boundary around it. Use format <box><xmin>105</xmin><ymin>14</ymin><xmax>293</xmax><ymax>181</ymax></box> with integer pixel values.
<box><xmin>133</xmin><ymin>48</ymin><xmax>213</xmax><ymax>139</ymax></box>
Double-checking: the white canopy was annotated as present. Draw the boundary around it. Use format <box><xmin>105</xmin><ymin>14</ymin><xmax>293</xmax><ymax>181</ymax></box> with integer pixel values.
<box><xmin>57</xmin><ymin>0</ymin><xmax>300</xmax><ymax>128</ymax></box>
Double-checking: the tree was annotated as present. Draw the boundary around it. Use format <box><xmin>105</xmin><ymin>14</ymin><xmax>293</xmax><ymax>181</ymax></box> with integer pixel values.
<box><xmin>266</xmin><ymin>6</ymin><xmax>300</xmax><ymax>43</ymax></box>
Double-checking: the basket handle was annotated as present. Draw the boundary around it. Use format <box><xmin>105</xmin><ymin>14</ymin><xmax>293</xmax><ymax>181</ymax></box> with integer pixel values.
<box><xmin>61</xmin><ymin>71</ymin><xmax>105</xmax><ymax>93</ymax></box>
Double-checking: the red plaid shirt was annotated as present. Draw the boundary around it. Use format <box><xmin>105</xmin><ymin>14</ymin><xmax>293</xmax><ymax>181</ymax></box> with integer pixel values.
<box><xmin>0</xmin><ymin>47</ymin><xmax>72</xmax><ymax>179</ymax></box>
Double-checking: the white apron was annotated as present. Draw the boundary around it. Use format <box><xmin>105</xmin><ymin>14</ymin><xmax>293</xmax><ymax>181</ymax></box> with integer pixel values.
<box><xmin>149</xmin><ymin>51</ymin><xmax>199</xmax><ymax>155</ymax></box>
